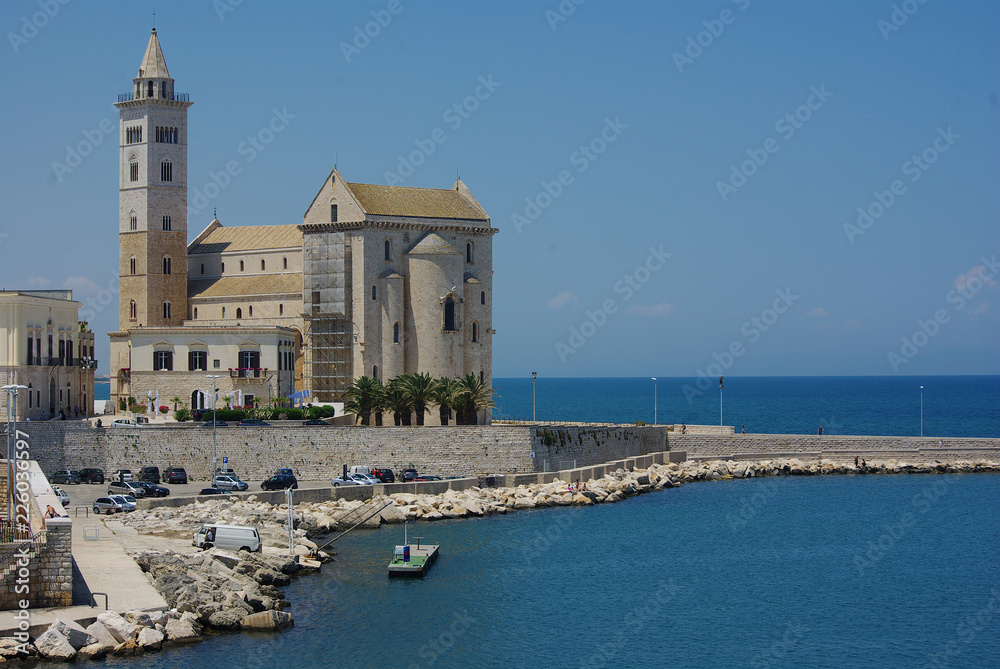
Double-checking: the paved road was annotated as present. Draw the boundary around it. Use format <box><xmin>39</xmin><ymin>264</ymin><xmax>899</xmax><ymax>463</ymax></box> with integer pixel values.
<box><xmin>53</xmin><ymin>479</ymin><xmax>333</xmax><ymax>513</ymax></box>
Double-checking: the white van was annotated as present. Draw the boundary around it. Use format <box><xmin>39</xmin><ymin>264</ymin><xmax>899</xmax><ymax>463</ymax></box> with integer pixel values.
<box><xmin>192</xmin><ymin>524</ymin><xmax>262</xmax><ymax>552</ymax></box>
<box><xmin>348</xmin><ymin>465</ymin><xmax>374</xmax><ymax>476</ymax></box>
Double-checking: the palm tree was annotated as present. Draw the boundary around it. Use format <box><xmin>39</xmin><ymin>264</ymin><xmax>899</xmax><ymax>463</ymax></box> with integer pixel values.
<box><xmin>454</xmin><ymin>374</ymin><xmax>497</xmax><ymax>425</ymax></box>
<box><xmin>399</xmin><ymin>372</ymin><xmax>435</xmax><ymax>426</ymax></box>
<box><xmin>343</xmin><ymin>376</ymin><xmax>383</xmax><ymax>426</ymax></box>
<box><xmin>170</xmin><ymin>396</ymin><xmax>184</xmax><ymax>412</ymax></box>
<box><xmin>383</xmin><ymin>378</ymin><xmax>412</xmax><ymax>426</ymax></box>
<box><xmin>431</xmin><ymin>376</ymin><xmax>460</xmax><ymax>426</ymax></box>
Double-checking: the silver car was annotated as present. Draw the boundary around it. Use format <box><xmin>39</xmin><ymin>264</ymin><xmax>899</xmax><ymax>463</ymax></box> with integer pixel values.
<box><xmin>110</xmin><ymin>495</ymin><xmax>137</xmax><ymax>512</ymax></box>
<box><xmin>93</xmin><ymin>496</ymin><xmax>127</xmax><ymax>514</ymax></box>
<box><xmin>331</xmin><ymin>473</ymin><xmax>366</xmax><ymax>487</ymax></box>
<box><xmin>212</xmin><ymin>475</ymin><xmax>248</xmax><ymax>491</ymax></box>
<box><xmin>53</xmin><ymin>487</ymin><xmax>70</xmax><ymax>507</ymax></box>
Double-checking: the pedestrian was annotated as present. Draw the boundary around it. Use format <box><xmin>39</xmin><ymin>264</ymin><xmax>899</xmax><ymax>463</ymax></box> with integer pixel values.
<box><xmin>861</xmin><ymin>459</ymin><xmax>867</xmax><ymax>469</ymax></box>
<box><xmin>681</xmin><ymin>423</ymin><xmax>687</xmax><ymax>434</ymax></box>
<box><xmin>854</xmin><ymin>456</ymin><xmax>859</xmax><ymax>467</ymax></box>
<box><xmin>741</xmin><ymin>423</ymin><xmax>746</xmax><ymax>434</ymax></box>
<box><xmin>818</xmin><ymin>426</ymin><xmax>823</xmax><ymax>436</ymax></box>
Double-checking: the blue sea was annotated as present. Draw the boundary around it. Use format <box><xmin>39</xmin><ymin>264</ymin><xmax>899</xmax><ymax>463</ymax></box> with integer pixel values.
<box><xmin>102</xmin><ymin>473</ymin><xmax>1000</xmax><ymax>669</ymax></box>
<box><xmin>492</xmin><ymin>376</ymin><xmax>1000</xmax><ymax>437</ymax></box>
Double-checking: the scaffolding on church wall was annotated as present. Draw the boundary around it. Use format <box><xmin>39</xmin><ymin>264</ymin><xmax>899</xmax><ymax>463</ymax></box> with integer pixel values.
<box><xmin>302</xmin><ymin>230</ymin><xmax>352</xmax><ymax>401</ymax></box>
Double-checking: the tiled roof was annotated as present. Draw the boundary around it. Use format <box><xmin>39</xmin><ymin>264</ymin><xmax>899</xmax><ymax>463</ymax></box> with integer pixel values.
<box><xmin>138</xmin><ymin>29</ymin><xmax>170</xmax><ymax>78</ymax></box>
<box><xmin>188</xmin><ymin>225</ymin><xmax>302</xmax><ymax>255</ymax></box>
<box><xmin>407</xmin><ymin>233</ymin><xmax>460</xmax><ymax>256</ymax></box>
<box><xmin>188</xmin><ymin>274</ymin><xmax>302</xmax><ymax>299</ymax></box>
<box><xmin>347</xmin><ymin>182</ymin><xmax>489</xmax><ymax>220</ymax></box>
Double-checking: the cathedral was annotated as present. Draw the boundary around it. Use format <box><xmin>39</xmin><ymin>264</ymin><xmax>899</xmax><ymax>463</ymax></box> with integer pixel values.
<box><xmin>109</xmin><ymin>29</ymin><xmax>496</xmax><ymax>422</ymax></box>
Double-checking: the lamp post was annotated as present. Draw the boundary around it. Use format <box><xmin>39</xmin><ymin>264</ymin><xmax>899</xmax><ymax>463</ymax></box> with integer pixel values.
<box><xmin>3</xmin><ymin>384</ymin><xmax>28</xmax><ymax>526</ymax></box>
<box><xmin>719</xmin><ymin>376</ymin><xmax>724</xmax><ymax>434</ymax></box>
<box><xmin>920</xmin><ymin>385</ymin><xmax>924</xmax><ymax>437</ymax></box>
<box><xmin>206</xmin><ymin>375</ymin><xmax>220</xmax><ymax>475</ymax></box>
<box><xmin>651</xmin><ymin>377</ymin><xmax>657</xmax><ymax>425</ymax></box>
<box><xmin>531</xmin><ymin>372</ymin><xmax>537</xmax><ymax>423</ymax></box>
<box><xmin>80</xmin><ymin>356</ymin><xmax>95</xmax><ymax>418</ymax></box>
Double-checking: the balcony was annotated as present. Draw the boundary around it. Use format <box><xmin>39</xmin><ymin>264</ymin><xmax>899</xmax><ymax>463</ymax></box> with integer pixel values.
<box><xmin>229</xmin><ymin>368</ymin><xmax>267</xmax><ymax>380</ymax></box>
<box><xmin>118</xmin><ymin>92</ymin><xmax>190</xmax><ymax>103</ymax></box>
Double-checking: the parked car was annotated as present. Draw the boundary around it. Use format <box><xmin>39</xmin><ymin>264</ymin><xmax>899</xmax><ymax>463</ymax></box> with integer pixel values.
<box><xmin>274</xmin><ymin>468</ymin><xmax>294</xmax><ymax>477</ymax></box>
<box><xmin>401</xmin><ymin>469</ymin><xmax>419</xmax><ymax>482</ymax></box>
<box><xmin>165</xmin><ymin>467</ymin><xmax>188</xmax><ymax>484</ymax></box>
<box><xmin>262</xmin><ymin>474</ymin><xmax>298</xmax><ymax>491</ymax></box>
<box><xmin>50</xmin><ymin>470</ymin><xmax>81</xmax><ymax>485</ymax></box>
<box><xmin>201</xmin><ymin>419</ymin><xmax>228</xmax><ymax>428</ymax></box>
<box><xmin>108</xmin><ymin>480</ymin><xmax>146</xmax><ymax>498</ymax></box>
<box><xmin>53</xmin><ymin>487</ymin><xmax>70</xmax><ymax>507</ymax></box>
<box><xmin>236</xmin><ymin>418</ymin><xmax>270</xmax><ymax>427</ymax></box>
<box><xmin>414</xmin><ymin>475</ymin><xmax>443</xmax><ymax>481</ymax></box>
<box><xmin>215</xmin><ymin>467</ymin><xmax>238</xmax><ymax>477</ymax></box>
<box><xmin>112</xmin><ymin>469</ymin><xmax>133</xmax><ymax>482</ymax></box>
<box><xmin>212</xmin><ymin>475</ymin><xmax>248</xmax><ymax>491</ymax></box>
<box><xmin>111</xmin><ymin>418</ymin><xmax>142</xmax><ymax>427</ymax></box>
<box><xmin>79</xmin><ymin>468</ymin><xmax>105</xmax><ymax>484</ymax></box>
<box><xmin>136</xmin><ymin>481</ymin><xmax>170</xmax><ymax>497</ymax></box>
<box><xmin>139</xmin><ymin>466</ymin><xmax>160</xmax><ymax>483</ymax></box>
<box><xmin>198</xmin><ymin>487</ymin><xmax>228</xmax><ymax>496</ymax></box>
<box><xmin>372</xmin><ymin>468</ymin><xmax>395</xmax><ymax>483</ymax></box>
<box><xmin>331</xmin><ymin>474</ymin><xmax>366</xmax><ymax>487</ymax></box>
<box><xmin>93</xmin><ymin>496</ymin><xmax>127</xmax><ymax>514</ymax></box>
<box><xmin>303</xmin><ymin>419</ymin><xmax>329</xmax><ymax>426</ymax></box>
<box><xmin>193</xmin><ymin>524</ymin><xmax>261</xmax><ymax>552</ymax></box>
<box><xmin>355</xmin><ymin>473</ymin><xmax>382</xmax><ymax>486</ymax></box>
<box><xmin>110</xmin><ymin>495</ymin><xmax>137</xmax><ymax>512</ymax></box>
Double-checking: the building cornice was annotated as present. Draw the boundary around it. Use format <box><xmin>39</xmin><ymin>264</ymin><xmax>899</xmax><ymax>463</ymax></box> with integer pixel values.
<box><xmin>300</xmin><ymin>220</ymin><xmax>499</xmax><ymax>236</ymax></box>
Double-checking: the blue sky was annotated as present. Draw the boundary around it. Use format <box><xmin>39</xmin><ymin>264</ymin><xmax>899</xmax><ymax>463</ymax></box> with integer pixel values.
<box><xmin>2</xmin><ymin>0</ymin><xmax>998</xmax><ymax>379</ymax></box>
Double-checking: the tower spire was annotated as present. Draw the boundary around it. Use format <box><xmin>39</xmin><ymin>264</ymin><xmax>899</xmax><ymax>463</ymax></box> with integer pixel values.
<box><xmin>138</xmin><ymin>27</ymin><xmax>169</xmax><ymax>78</ymax></box>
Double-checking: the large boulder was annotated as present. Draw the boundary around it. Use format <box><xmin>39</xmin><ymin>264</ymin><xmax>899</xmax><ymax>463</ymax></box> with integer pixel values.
<box><xmin>84</xmin><ymin>621</ymin><xmax>118</xmax><ymax>650</ymax></box>
<box><xmin>32</xmin><ymin>629</ymin><xmax>77</xmax><ymax>661</ymax></box>
<box><xmin>77</xmin><ymin>643</ymin><xmax>109</xmax><ymax>660</ymax></box>
<box><xmin>97</xmin><ymin>611</ymin><xmax>137</xmax><ymax>643</ymax></box>
<box><xmin>240</xmin><ymin>610</ymin><xmax>293</xmax><ymax>631</ymax></box>
<box><xmin>48</xmin><ymin>618</ymin><xmax>97</xmax><ymax>650</ymax></box>
<box><xmin>164</xmin><ymin>617</ymin><xmax>203</xmax><ymax>645</ymax></box>
<box><xmin>123</xmin><ymin>610</ymin><xmax>153</xmax><ymax>628</ymax></box>
<box><xmin>137</xmin><ymin>627</ymin><xmax>164</xmax><ymax>650</ymax></box>
<box><xmin>207</xmin><ymin>609</ymin><xmax>244</xmax><ymax>631</ymax></box>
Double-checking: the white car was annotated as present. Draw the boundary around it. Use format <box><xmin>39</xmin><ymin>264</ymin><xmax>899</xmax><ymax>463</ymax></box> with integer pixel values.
<box><xmin>53</xmin><ymin>487</ymin><xmax>70</xmax><ymax>507</ymax></box>
<box><xmin>111</xmin><ymin>418</ymin><xmax>142</xmax><ymax>427</ymax></box>
<box><xmin>331</xmin><ymin>474</ymin><xmax>366</xmax><ymax>487</ymax></box>
<box><xmin>212</xmin><ymin>475</ymin><xmax>248</xmax><ymax>491</ymax></box>
<box><xmin>110</xmin><ymin>495</ymin><xmax>137</xmax><ymax>512</ymax></box>
<box><xmin>354</xmin><ymin>473</ymin><xmax>382</xmax><ymax>486</ymax></box>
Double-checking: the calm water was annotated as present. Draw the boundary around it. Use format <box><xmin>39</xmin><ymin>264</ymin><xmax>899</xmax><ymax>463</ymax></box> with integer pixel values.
<box><xmin>492</xmin><ymin>376</ymin><xmax>1000</xmax><ymax>437</ymax></box>
<box><xmin>98</xmin><ymin>473</ymin><xmax>1000</xmax><ymax>669</ymax></box>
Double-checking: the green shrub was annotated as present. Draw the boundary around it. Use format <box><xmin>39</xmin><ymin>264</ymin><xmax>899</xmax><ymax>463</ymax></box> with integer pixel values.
<box><xmin>174</xmin><ymin>408</ymin><xmax>191</xmax><ymax>422</ymax></box>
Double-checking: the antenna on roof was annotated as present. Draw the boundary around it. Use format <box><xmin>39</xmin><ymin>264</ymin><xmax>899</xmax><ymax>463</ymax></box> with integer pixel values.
<box><xmin>152</xmin><ymin>8</ymin><xmax>156</xmax><ymax>29</ymax></box>
<box><xmin>213</xmin><ymin>207</ymin><xmax>217</xmax><ymax>218</ymax></box>
<box><xmin>335</xmin><ymin>150</ymin><xmax>338</xmax><ymax>170</ymax></box>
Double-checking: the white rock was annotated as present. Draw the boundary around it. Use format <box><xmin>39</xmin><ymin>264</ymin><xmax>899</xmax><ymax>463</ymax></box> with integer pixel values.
<box><xmin>137</xmin><ymin>627</ymin><xmax>164</xmax><ymax>650</ymax></box>
<box><xmin>32</xmin><ymin>629</ymin><xmax>76</xmax><ymax>660</ymax></box>
<box><xmin>97</xmin><ymin>611</ymin><xmax>137</xmax><ymax>643</ymax></box>
<box><xmin>48</xmin><ymin>618</ymin><xmax>97</xmax><ymax>651</ymax></box>
<box><xmin>84</xmin><ymin>622</ymin><xmax>118</xmax><ymax>650</ymax></box>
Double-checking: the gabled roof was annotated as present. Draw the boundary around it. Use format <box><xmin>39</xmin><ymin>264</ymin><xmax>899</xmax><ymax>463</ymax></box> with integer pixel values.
<box><xmin>188</xmin><ymin>224</ymin><xmax>302</xmax><ymax>255</ymax></box>
<box><xmin>407</xmin><ymin>233</ymin><xmax>460</xmax><ymax>256</ymax></box>
<box><xmin>137</xmin><ymin>29</ymin><xmax>170</xmax><ymax>79</ymax></box>
<box><xmin>188</xmin><ymin>275</ymin><xmax>302</xmax><ymax>299</ymax></box>
<box><xmin>346</xmin><ymin>181</ymin><xmax>489</xmax><ymax>221</ymax></box>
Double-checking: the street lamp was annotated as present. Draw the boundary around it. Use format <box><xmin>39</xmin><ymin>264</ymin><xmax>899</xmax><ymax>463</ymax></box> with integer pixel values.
<box><xmin>3</xmin><ymin>384</ymin><xmax>28</xmax><ymax>526</ymax></box>
<box><xmin>920</xmin><ymin>385</ymin><xmax>924</xmax><ymax>437</ymax></box>
<box><xmin>719</xmin><ymin>376</ymin><xmax>724</xmax><ymax>434</ymax></box>
<box><xmin>206</xmin><ymin>375</ymin><xmax>220</xmax><ymax>475</ymax></box>
<box><xmin>531</xmin><ymin>372</ymin><xmax>537</xmax><ymax>423</ymax></box>
<box><xmin>80</xmin><ymin>356</ymin><xmax>96</xmax><ymax>418</ymax></box>
<box><xmin>651</xmin><ymin>378</ymin><xmax>657</xmax><ymax>425</ymax></box>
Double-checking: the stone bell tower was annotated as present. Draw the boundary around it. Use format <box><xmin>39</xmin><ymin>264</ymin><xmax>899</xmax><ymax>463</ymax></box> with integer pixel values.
<box><xmin>114</xmin><ymin>28</ymin><xmax>192</xmax><ymax>330</ymax></box>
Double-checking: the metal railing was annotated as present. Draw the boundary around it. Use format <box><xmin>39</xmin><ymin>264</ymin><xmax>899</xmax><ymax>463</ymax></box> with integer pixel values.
<box><xmin>229</xmin><ymin>368</ymin><xmax>268</xmax><ymax>379</ymax></box>
<box><xmin>0</xmin><ymin>518</ymin><xmax>32</xmax><ymax>543</ymax></box>
<box><xmin>118</xmin><ymin>92</ymin><xmax>189</xmax><ymax>102</ymax></box>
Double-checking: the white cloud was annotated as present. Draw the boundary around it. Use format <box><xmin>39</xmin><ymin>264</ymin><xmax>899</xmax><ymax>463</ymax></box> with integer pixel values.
<box><xmin>23</xmin><ymin>275</ymin><xmax>52</xmax><ymax>288</ymax></box>
<box><xmin>547</xmin><ymin>291</ymin><xmax>580</xmax><ymax>309</ymax></box>
<box><xmin>627</xmin><ymin>302</ymin><xmax>676</xmax><ymax>317</ymax></box>
<box><xmin>807</xmin><ymin>307</ymin><xmax>830</xmax><ymax>317</ymax></box>
<box><xmin>63</xmin><ymin>276</ymin><xmax>101</xmax><ymax>293</ymax></box>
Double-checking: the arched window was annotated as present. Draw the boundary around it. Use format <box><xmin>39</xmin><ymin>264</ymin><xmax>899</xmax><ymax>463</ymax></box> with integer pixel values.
<box><xmin>222</xmin><ymin>307</ymin><xmax>226</xmax><ymax>318</ymax></box>
<box><xmin>129</xmin><ymin>158</ymin><xmax>139</xmax><ymax>182</ymax></box>
<box><xmin>261</xmin><ymin>259</ymin><xmax>266</xmax><ymax>271</ymax></box>
<box><xmin>200</xmin><ymin>263</ymin><xmax>205</xmax><ymax>275</ymax></box>
<box><xmin>221</xmin><ymin>262</ymin><xmax>225</xmax><ymax>273</ymax></box>
<box><xmin>129</xmin><ymin>256</ymin><xmax>136</xmax><ymax>275</ymax></box>
<box><xmin>283</xmin><ymin>257</ymin><xmax>288</xmax><ymax>270</ymax></box>
<box><xmin>28</xmin><ymin>384</ymin><xmax>32</xmax><ymax>409</ymax></box>
<box><xmin>480</xmin><ymin>370</ymin><xmax>485</xmax><ymax>383</ymax></box>
<box><xmin>240</xmin><ymin>260</ymin><xmax>245</xmax><ymax>272</ymax></box>
<box><xmin>193</xmin><ymin>307</ymin><xmax>198</xmax><ymax>319</ymax></box>
<box><xmin>162</xmin><ymin>256</ymin><xmax>171</xmax><ymax>274</ymax></box>
<box><xmin>373</xmin><ymin>365</ymin><xmax>379</xmax><ymax>380</ymax></box>
<box><xmin>162</xmin><ymin>214</ymin><xmax>171</xmax><ymax>230</ymax></box>
<box><xmin>160</xmin><ymin>160</ymin><xmax>172</xmax><ymax>182</ymax></box>
<box><xmin>147</xmin><ymin>81</ymin><xmax>153</xmax><ymax>97</ymax></box>
<box><xmin>384</xmin><ymin>240</ymin><xmax>392</xmax><ymax>261</ymax></box>
<box><xmin>466</xmin><ymin>242</ymin><xmax>474</xmax><ymax>263</ymax></box>
<box><xmin>444</xmin><ymin>297</ymin><xmax>456</xmax><ymax>331</ymax></box>
<box><xmin>279</xmin><ymin>304</ymin><xmax>284</xmax><ymax>316</ymax></box>
<box><xmin>163</xmin><ymin>302</ymin><xmax>171</xmax><ymax>319</ymax></box>
<box><xmin>129</xmin><ymin>300</ymin><xmax>137</xmax><ymax>319</ymax></box>
<box><xmin>248</xmin><ymin>305</ymin><xmax>253</xmax><ymax>317</ymax></box>
<box><xmin>481</xmin><ymin>291</ymin><xmax>486</xmax><ymax>305</ymax></box>
<box><xmin>393</xmin><ymin>322</ymin><xmax>400</xmax><ymax>343</ymax></box>
<box><xmin>472</xmin><ymin>322</ymin><xmax>479</xmax><ymax>343</ymax></box>
<box><xmin>236</xmin><ymin>308</ymin><xmax>242</xmax><ymax>319</ymax></box>
<box><xmin>371</xmin><ymin>285</ymin><xmax>377</xmax><ymax>301</ymax></box>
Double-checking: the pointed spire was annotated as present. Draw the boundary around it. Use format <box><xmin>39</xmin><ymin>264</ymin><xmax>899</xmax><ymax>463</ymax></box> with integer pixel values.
<box><xmin>137</xmin><ymin>28</ymin><xmax>170</xmax><ymax>79</ymax></box>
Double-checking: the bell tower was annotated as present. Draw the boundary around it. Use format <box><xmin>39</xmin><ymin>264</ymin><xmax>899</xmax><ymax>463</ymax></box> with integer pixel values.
<box><xmin>114</xmin><ymin>28</ymin><xmax>192</xmax><ymax>330</ymax></box>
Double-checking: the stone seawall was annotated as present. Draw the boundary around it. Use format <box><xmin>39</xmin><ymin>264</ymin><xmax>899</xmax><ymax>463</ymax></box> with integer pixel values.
<box><xmin>15</xmin><ymin>422</ymin><xmax>671</xmax><ymax>481</ymax></box>
<box><xmin>670</xmin><ymin>433</ymin><xmax>1000</xmax><ymax>463</ymax></box>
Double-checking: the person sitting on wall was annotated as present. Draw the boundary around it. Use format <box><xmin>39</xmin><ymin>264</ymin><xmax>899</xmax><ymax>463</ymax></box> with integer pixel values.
<box><xmin>42</xmin><ymin>505</ymin><xmax>60</xmax><ymax>528</ymax></box>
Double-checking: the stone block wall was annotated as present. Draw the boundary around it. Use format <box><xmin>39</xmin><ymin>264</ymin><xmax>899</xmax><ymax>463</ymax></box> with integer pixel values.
<box><xmin>670</xmin><ymin>433</ymin><xmax>1000</xmax><ymax>464</ymax></box>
